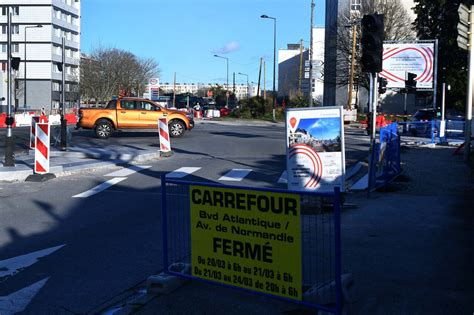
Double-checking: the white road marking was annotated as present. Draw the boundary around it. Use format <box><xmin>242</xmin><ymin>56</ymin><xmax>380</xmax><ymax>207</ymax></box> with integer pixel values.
<box><xmin>104</xmin><ymin>165</ymin><xmax>152</xmax><ymax>177</ymax></box>
<box><xmin>166</xmin><ymin>167</ymin><xmax>201</xmax><ymax>178</ymax></box>
<box><xmin>72</xmin><ymin>177</ymin><xmax>127</xmax><ymax>198</ymax></box>
<box><xmin>0</xmin><ymin>244</ymin><xmax>65</xmax><ymax>278</ymax></box>
<box><xmin>278</xmin><ymin>171</ymin><xmax>288</xmax><ymax>184</ymax></box>
<box><xmin>219</xmin><ymin>169</ymin><xmax>252</xmax><ymax>181</ymax></box>
<box><xmin>0</xmin><ymin>277</ymin><xmax>49</xmax><ymax>315</ymax></box>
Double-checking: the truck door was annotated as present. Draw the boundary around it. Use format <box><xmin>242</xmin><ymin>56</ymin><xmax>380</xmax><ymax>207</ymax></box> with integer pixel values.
<box><xmin>138</xmin><ymin>100</ymin><xmax>163</xmax><ymax>128</ymax></box>
<box><xmin>117</xmin><ymin>100</ymin><xmax>141</xmax><ymax>128</ymax></box>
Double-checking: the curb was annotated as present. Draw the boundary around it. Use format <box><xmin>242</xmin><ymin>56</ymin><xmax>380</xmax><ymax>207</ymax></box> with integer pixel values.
<box><xmin>0</xmin><ymin>148</ymin><xmax>165</xmax><ymax>182</ymax></box>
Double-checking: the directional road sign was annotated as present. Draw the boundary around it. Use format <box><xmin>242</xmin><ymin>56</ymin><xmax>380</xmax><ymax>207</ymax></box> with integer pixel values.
<box><xmin>459</xmin><ymin>3</ymin><xmax>470</xmax><ymax>24</ymax></box>
<box><xmin>458</xmin><ymin>4</ymin><xmax>471</xmax><ymax>51</ymax></box>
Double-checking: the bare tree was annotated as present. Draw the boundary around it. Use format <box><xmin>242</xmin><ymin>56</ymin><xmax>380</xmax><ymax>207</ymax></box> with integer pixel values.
<box><xmin>80</xmin><ymin>46</ymin><xmax>160</xmax><ymax>105</ymax></box>
<box><xmin>336</xmin><ymin>0</ymin><xmax>416</xmax><ymax>90</ymax></box>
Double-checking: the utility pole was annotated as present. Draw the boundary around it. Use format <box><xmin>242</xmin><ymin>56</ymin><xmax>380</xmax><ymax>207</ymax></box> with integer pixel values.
<box><xmin>173</xmin><ymin>72</ymin><xmax>176</xmax><ymax>108</ymax></box>
<box><xmin>308</xmin><ymin>0</ymin><xmax>315</xmax><ymax>106</ymax></box>
<box><xmin>257</xmin><ymin>57</ymin><xmax>262</xmax><ymax>97</ymax></box>
<box><xmin>4</xmin><ymin>8</ymin><xmax>15</xmax><ymax>167</ymax></box>
<box><xmin>233</xmin><ymin>72</ymin><xmax>236</xmax><ymax>95</ymax></box>
<box><xmin>298</xmin><ymin>39</ymin><xmax>304</xmax><ymax>96</ymax></box>
<box><xmin>347</xmin><ymin>23</ymin><xmax>357</xmax><ymax>109</ymax></box>
<box><xmin>264</xmin><ymin>60</ymin><xmax>267</xmax><ymax>100</ymax></box>
<box><xmin>60</xmin><ymin>36</ymin><xmax>67</xmax><ymax>150</ymax></box>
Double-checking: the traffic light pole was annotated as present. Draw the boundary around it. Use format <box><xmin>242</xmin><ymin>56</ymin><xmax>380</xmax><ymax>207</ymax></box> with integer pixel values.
<box><xmin>4</xmin><ymin>9</ymin><xmax>15</xmax><ymax>167</ymax></box>
<box><xmin>368</xmin><ymin>72</ymin><xmax>378</xmax><ymax>195</ymax></box>
<box><xmin>60</xmin><ymin>37</ymin><xmax>67</xmax><ymax>151</ymax></box>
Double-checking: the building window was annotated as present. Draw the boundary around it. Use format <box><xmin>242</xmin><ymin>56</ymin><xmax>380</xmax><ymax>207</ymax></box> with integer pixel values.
<box><xmin>53</xmin><ymin>82</ymin><xmax>60</xmax><ymax>91</ymax></box>
<box><xmin>2</xmin><ymin>6</ymin><xmax>19</xmax><ymax>16</ymax></box>
<box><xmin>12</xmin><ymin>44</ymin><xmax>19</xmax><ymax>53</ymax></box>
<box><xmin>0</xmin><ymin>25</ymin><xmax>17</xmax><ymax>34</ymax></box>
<box><xmin>1</xmin><ymin>62</ymin><xmax>6</xmax><ymax>72</ymax></box>
<box><xmin>351</xmin><ymin>0</ymin><xmax>361</xmax><ymax>11</ymax></box>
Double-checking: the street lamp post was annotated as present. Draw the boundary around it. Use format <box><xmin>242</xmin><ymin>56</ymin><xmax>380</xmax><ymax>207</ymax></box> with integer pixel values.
<box><xmin>261</xmin><ymin>14</ymin><xmax>277</xmax><ymax>121</ymax></box>
<box><xmin>214</xmin><ymin>54</ymin><xmax>229</xmax><ymax>106</ymax></box>
<box><xmin>24</xmin><ymin>24</ymin><xmax>43</xmax><ymax>108</ymax></box>
<box><xmin>238</xmin><ymin>72</ymin><xmax>249</xmax><ymax>101</ymax></box>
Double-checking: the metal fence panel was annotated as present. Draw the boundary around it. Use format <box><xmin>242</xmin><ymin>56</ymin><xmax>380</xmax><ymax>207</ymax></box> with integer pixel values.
<box><xmin>161</xmin><ymin>176</ymin><xmax>342</xmax><ymax>314</ymax></box>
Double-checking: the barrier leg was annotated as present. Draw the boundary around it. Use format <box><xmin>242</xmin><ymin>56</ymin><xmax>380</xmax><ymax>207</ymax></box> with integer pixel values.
<box><xmin>334</xmin><ymin>187</ymin><xmax>342</xmax><ymax>315</ymax></box>
<box><xmin>161</xmin><ymin>174</ymin><xmax>169</xmax><ymax>273</ymax></box>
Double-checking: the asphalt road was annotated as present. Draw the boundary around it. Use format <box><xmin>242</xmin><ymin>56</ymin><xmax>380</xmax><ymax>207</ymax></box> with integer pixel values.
<box><xmin>0</xmin><ymin>121</ymin><xmax>370</xmax><ymax>314</ymax></box>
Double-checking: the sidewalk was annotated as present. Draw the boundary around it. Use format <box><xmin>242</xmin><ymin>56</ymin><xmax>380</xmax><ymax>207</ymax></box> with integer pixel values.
<box><xmin>107</xmin><ymin>144</ymin><xmax>473</xmax><ymax>315</ymax></box>
<box><xmin>0</xmin><ymin>145</ymin><xmax>162</xmax><ymax>182</ymax></box>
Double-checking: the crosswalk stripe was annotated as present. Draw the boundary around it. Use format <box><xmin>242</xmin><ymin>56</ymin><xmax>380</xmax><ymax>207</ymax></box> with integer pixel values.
<box><xmin>278</xmin><ymin>171</ymin><xmax>288</xmax><ymax>184</ymax></box>
<box><xmin>166</xmin><ymin>167</ymin><xmax>201</xmax><ymax>178</ymax></box>
<box><xmin>104</xmin><ymin>165</ymin><xmax>152</xmax><ymax>177</ymax></box>
<box><xmin>219</xmin><ymin>169</ymin><xmax>252</xmax><ymax>181</ymax></box>
<box><xmin>72</xmin><ymin>177</ymin><xmax>127</xmax><ymax>198</ymax></box>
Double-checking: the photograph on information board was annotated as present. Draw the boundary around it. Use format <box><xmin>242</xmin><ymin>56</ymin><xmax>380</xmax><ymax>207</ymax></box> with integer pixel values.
<box><xmin>286</xmin><ymin>107</ymin><xmax>345</xmax><ymax>192</ymax></box>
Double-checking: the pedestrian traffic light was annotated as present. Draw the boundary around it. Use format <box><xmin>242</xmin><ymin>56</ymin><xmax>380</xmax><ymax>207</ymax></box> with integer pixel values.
<box><xmin>361</xmin><ymin>14</ymin><xmax>384</xmax><ymax>73</ymax></box>
<box><xmin>405</xmin><ymin>72</ymin><xmax>417</xmax><ymax>92</ymax></box>
<box><xmin>11</xmin><ymin>57</ymin><xmax>21</xmax><ymax>70</ymax></box>
<box><xmin>378</xmin><ymin>77</ymin><xmax>388</xmax><ymax>94</ymax></box>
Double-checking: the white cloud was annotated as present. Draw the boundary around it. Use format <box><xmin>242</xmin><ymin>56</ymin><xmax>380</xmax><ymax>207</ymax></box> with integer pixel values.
<box><xmin>213</xmin><ymin>41</ymin><xmax>240</xmax><ymax>54</ymax></box>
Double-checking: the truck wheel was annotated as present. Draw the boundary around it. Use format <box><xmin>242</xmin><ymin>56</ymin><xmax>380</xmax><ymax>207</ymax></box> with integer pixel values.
<box><xmin>169</xmin><ymin>120</ymin><xmax>185</xmax><ymax>138</ymax></box>
<box><xmin>95</xmin><ymin>119</ymin><xmax>113</xmax><ymax>139</ymax></box>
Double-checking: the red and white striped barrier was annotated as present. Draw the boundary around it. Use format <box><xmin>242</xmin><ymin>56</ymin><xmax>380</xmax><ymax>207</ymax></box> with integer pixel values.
<box><xmin>34</xmin><ymin>122</ymin><xmax>50</xmax><ymax>174</ymax></box>
<box><xmin>30</xmin><ymin>115</ymin><xmax>48</xmax><ymax>149</ymax></box>
<box><xmin>158</xmin><ymin>117</ymin><xmax>171</xmax><ymax>152</ymax></box>
<box><xmin>194</xmin><ymin>110</ymin><xmax>202</xmax><ymax>119</ymax></box>
<box><xmin>30</xmin><ymin>116</ymin><xmax>40</xmax><ymax>149</ymax></box>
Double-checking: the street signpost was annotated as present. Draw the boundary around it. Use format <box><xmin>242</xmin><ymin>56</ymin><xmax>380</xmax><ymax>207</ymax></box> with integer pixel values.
<box><xmin>458</xmin><ymin>4</ymin><xmax>474</xmax><ymax>162</ymax></box>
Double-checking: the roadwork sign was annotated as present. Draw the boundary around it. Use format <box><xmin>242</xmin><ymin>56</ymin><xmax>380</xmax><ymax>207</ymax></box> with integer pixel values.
<box><xmin>286</xmin><ymin>107</ymin><xmax>345</xmax><ymax>192</ymax></box>
<box><xmin>189</xmin><ymin>185</ymin><xmax>302</xmax><ymax>300</ymax></box>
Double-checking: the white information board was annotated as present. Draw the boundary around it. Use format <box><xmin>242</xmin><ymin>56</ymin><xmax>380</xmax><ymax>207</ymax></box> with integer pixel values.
<box><xmin>381</xmin><ymin>42</ymin><xmax>435</xmax><ymax>90</ymax></box>
<box><xmin>286</xmin><ymin>107</ymin><xmax>345</xmax><ymax>192</ymax></box>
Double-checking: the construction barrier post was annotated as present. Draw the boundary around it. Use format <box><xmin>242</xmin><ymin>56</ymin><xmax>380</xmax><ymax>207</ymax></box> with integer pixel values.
<box><xmin>34</xmin><ymin>122</ymin><xmax>50</xmax><ymax>174</ymax></box>
<box><xmin>159</xmin><ymin>117</ymin><xmax>172</xmax><ymax>157</ymax></box>
<box><xmin>30</xmin><ymin>116</ymin><xmax>40</xmax><ymax>149</ymax></box>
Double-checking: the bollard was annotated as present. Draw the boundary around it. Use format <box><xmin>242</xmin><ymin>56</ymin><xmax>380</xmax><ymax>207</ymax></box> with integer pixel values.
<box><xmin>30</xmin><ymin>116</ymin><xmax>40</xmax><ymax>149</ymax></box>
<box><xmin>34</xmin><ymin>122</ymin><xmax>50</xmax><ymax>174</ymax></box>
<box><xmin>158</xmin><ymin>117</ymin><xmax>172</xmax><ymax>157</ymax></box>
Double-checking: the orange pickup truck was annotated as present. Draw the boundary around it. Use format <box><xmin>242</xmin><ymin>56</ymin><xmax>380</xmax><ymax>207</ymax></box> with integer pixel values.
<box><xmin>77</xmin><ymin>97</ymin><xmax>194</xmax><ymax>139</ymax></box>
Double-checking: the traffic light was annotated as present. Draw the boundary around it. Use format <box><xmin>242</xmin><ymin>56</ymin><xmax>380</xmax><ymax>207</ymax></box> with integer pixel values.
<box><xmin>405</xmin><ymin>72</ymin><xmax>417</xmax><ymax>92</ymax></box>
<box><xmin>378</xmin><ymin>77</ymin><xmax>388</xmax><ymax>94</ymax></box>
<box><xmin>57</xmin><ymin>63</ymin><xmax>63</xmax><ymax>72</ymax></box>
<box><xmin>11</xmin><ymin>57</ymin><xmax>21</xmax><ymax>70</ymax></box>
<box><xmin>361</xmin><ymin>14</ymin><xmax>384</xmax><ymax>73</ymax></box>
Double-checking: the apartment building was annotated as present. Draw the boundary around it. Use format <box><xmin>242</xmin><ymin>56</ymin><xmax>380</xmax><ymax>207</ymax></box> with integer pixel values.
<box><xmin>0</xmin><ymin>0</ymin><xmax>80</xmax><ymax>112</ymax></box>
<box><xmin>278</xmin><ymin>27</ymin><xmax>325</xmax><ymax>104</ymax></box>
<box><xmin>158</xmin><ymin>83</ymin><xmax>258</xmax><ymax>100</ymax></box>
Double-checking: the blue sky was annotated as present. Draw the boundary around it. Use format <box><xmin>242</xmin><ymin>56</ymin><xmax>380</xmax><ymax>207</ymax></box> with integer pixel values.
<box><xmin>81</xmin><ymin>0</ymin><xmax>326</xmax><ymax>86</ymax></box>
<box><xmin>298</xmin><ymin>117</ymin><xmax>340</xmax><ymax>140</ymax></box>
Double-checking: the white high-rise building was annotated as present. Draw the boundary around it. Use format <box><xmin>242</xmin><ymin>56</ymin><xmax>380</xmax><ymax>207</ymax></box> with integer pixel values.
<box><xmin>0</xmin><ymin>0</ymin><xmax>81</xmax><ymax>112</ymax></box>
<box><xmin>277</xmin><ymin>27</ymin><xmax>325</xmax><ymax>104</ymax></box>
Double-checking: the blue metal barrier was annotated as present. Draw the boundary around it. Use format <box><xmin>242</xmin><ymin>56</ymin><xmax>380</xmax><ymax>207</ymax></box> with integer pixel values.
<box><xmin>369</xmin><ymin>123</ymin><xmax>401</xmax><ymax>191</ymax></box>
<box><xmin>398</xmin><ymin>120</ymin><xmax>465</xmax><ymax>143</ymax></box>
<box><xmin>161</xmin><ymin>175</ymin><xmax>343</xmax><ymax>314</ymax></box>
